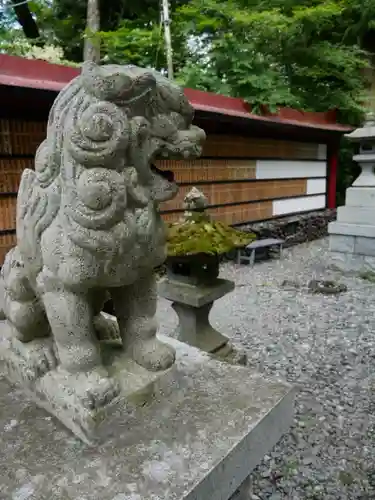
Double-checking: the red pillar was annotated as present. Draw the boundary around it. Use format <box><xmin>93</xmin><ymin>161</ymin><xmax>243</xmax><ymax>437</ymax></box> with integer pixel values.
<box><xmin>327</xmin><ymin>144</ymin><xmax>339</xmax><ymax>209</ymax></box>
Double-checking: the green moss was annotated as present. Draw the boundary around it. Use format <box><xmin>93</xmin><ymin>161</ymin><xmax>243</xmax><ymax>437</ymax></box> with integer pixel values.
<box><xmin>338</xmin><ymin>470</ymin><xmax>355</xmax><ymax>486</ymax></box>
<box><xmin>359</xmin><ymin>271</ymin><xmax>375</xmax><ymax>283</ymax></box>
<box><xmin>166</xmin><ymin>213</ymin><xmax>256</xmax><ymax>257</ymax></box>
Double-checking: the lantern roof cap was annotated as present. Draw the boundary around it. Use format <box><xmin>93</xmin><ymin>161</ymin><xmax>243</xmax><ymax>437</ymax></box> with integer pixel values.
<box><xmin>346</xmin><ymin>112</ymin><xmax>375</xmax><ymax>142</ymax></box>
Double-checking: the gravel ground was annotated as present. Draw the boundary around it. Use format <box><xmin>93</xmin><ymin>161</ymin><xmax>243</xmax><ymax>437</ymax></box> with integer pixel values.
<box><xmin>157</xmin><ymin>238</ymin><xmax>375</xmax><ymax>500</ymax></box>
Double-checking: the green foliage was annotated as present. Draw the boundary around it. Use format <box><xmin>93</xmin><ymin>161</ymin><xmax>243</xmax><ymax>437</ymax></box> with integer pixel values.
<box><xmin>166</xmin><ymin>213</ymin><xmax>256</xmax><ymax>257</ymax></box>
<box><xmin>98</xmin><ymin>24</ymin><xmax>164</xmax><ymax>68</ymax></box>
<box><xmin>1</xmin><ymin>0</ymin><xmax>375</xmax><ymax>128</ymax></box>
<box><xmin>97</xmin><ymin>15</ymin><xmax>189</xmax><ymax>71</ymax></box>
<box><xmin>24</xmin><ymin>0</ymin><xmax>190</xmax><ymax>63</ymax></box>
<box><xmin>1</xmin><ymin>0</ymin><xmax>374</xmax><ymax>124</ymax></box>
<box><xmin>359</xmin><ymin>270</ymin><xmax>375</xmax><ymax>283</ymax></box>
<box><xmin>174</xmin><ymin>0</ymin><xmax>370</xmax><ymax>120</ymax></box>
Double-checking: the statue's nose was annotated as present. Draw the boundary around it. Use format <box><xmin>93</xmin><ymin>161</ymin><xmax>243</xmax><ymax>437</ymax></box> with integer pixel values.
<box><xmin>192</xmin><ymin>126</ymin><xmax>206</xmax><ymax>143</ymax></box>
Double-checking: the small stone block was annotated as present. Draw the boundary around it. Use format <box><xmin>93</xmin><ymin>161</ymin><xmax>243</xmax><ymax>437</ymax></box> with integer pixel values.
<box><xmin>354</xmin><ymin>236</ymin><xmax>375</xmax><ymax>257</ymax></box>
<box><xmin>0</xmin><ymin>336</ymin><xmax>295</xmax><ymax>500</ymax></box>
<box><xmin>158</xmin><ymin>277</ymin><xmax>235</xmax><ymax>308</ymax></box>
<box><xmin>329</xmin><ymin>234</ymin><xmax>355</xmax><ymax>253</ymax></box>
<box><xmin>329</xmin><ymin>251</ymin><xmax>365</xmax><ymax>272</ymax></box>
<box><xmin>363</xmin><ymin>256</ymin><xmax>375</xmax><ymax>271</ymax></box>
<box><xmin>328</xmin><ymin>221</ymin><xmax>375</xmax><ymax>239</ymax></box>
<box><xmin>345</xmin><ymin>187</ymin><xmax>375</xmax><ymax>207</ymax></box>
<box><xmin>337</xmin><ymin>205</ymin><xmax>375</xmax><ymax>225</ymax></box>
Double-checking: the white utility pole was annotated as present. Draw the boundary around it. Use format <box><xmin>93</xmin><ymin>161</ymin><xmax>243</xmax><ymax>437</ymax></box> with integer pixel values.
<box><xmin>161</xmin><ymin>0</ymin><xmax>173</xmax><ymax>79</ymax></box>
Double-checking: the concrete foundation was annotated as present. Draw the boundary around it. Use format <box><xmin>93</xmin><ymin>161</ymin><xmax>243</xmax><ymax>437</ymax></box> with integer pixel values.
<box><xmin>0</xmin><ymin>335</ymin><xmax>295</xmax><ymax>500</ymax></box>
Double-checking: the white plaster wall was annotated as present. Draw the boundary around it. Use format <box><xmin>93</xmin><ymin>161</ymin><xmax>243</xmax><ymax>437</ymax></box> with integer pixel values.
<box><xmin>256</xmin><ymin>160</ymin><xmax>327</xmax><ymax>179</ymax></box>
<box><xmin>272</xmin><ymin>195</ymin><xmax>326</xmax><ymax>216</ymax></box>
<box><xmin>306</xmin><ymin>178</ymin><xmax>327</xmax><ymax>195</ymax></box>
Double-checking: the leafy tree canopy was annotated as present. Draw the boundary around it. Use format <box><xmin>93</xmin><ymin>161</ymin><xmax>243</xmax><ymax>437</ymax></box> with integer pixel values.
<box><xmin>1</xmin><ymin>0</ymin><xmax>375</xmax><ymax>123</ymax></box>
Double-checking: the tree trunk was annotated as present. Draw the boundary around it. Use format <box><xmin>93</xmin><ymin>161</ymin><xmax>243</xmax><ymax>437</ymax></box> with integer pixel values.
<box><xmin>84</xmin><ymin>0</ymin><xmax>100</xmax><ymax>63</ymax></box>
<box><xmin>12</xmin><ymin>0</ymin><xmax>40</xmax><ymax>41</ymax></box>
<box><xmin>361</xmin><ymin>30</ymin><xmax>375</xmax><ymax>112</ymax></box>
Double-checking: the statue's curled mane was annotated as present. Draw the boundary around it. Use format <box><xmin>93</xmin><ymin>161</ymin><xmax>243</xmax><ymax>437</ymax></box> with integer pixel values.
<box><xmin>16</xmin><ymin>62</ymin><xmax>204</xmax><ymax>271</ymax></box>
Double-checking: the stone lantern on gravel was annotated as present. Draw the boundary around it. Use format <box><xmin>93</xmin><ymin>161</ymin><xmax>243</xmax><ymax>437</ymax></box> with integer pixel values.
<box><xmin>328</xmin><ymin>112</ymin><xmax>375</xmax><ymax>271</ymax></box>
<box><xmin>158</xmin><ymin>187</ymin><xmax>255</xmax><ymax>365</ymax></box>
<box><xmin>346</xmin><ymin>112</ymin><xmax>375</xmax><ymax>187</ymax></box>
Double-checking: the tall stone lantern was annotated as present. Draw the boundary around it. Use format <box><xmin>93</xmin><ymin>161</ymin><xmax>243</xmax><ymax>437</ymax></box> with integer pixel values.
<box><xmin>328</xmin><ymin>112</ymin><xmax>375</xmax><ymax>271</ymax></box>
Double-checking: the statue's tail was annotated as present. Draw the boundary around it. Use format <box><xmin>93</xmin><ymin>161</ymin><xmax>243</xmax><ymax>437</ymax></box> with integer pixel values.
<box><xmin>0</xmin><ymin>246</ymin><xmax>22</xmax><ymax>323</ymax></box>
<box><xmin>0</xmin><ymin>275</ymin><xmax>6</xmax><ymax>320</ymax></box>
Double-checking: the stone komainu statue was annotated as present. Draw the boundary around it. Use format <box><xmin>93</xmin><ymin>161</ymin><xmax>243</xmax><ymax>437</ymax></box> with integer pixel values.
<box><xmin>0</xmin><ymin>62</ymin><xmax>205</xmax><ymax>409</ymax></box>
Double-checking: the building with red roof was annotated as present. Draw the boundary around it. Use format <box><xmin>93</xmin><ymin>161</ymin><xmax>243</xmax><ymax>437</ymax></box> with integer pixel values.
<box><xmin>0</xmin><ymin>54</ymin><xmax>350</xmax><ymax>262</ymax></box>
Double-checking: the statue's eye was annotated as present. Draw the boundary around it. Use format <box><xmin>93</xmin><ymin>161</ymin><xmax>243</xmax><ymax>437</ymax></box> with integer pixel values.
<box><xmin>169</xmin><ymin>112</ymin><xmax>187</xmax><ymax>130</ymax></box>
<box><xmin>151</xmin><ymin>115</ymin><xmax>177</xmax><ymax>139</ymax></box>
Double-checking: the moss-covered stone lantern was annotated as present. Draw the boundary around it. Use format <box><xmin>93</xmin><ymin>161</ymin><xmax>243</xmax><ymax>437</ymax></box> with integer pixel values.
<box><xmin>165</xmin><ymin>187</ymin><xmax>255</xmax><ymax>285</ymax></box>
<box><xmin>159</xmin><ymin>187</ymin><xmax>255</xmax><ymax>365</ymax></box>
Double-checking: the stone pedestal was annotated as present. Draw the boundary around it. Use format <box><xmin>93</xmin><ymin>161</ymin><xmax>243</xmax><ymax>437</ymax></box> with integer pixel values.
<box><xmin>0</xmin><ymin>319</ymin><xmax>175</xmax><ymax>445</ymax></box>
<box><xmin>0</xmin><ymin>335</ymin><xmax>295</xmax><ymax>500</ymax></box>
<box><xmin>329</xmin><ymin>185</ymin><xmax>375</xmax><ymax>271</ymax></box>
<box><xmin>158</xmin><ymin>277</ymin><xmax>247</xmax><ymax>365</ymax></box>
<box><xmin>329</xmin><ymin>115</ymin><xmax>375</xmax><ymax>272</ymax></box>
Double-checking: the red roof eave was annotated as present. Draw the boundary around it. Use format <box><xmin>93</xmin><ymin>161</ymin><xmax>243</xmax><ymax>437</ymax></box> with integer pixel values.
<box><xmin>191</xmin><ymin>102</ymin><xmax>351</xmax><ymax>132</ymax></box>
<box><xmin>0</xmin><ymin>74</ymin><xmax>68</xmax><ymax>92</ymax></box>
<box><xmin>0</xmin><ymin>54</ymin><xmax>352</xmax><ymax>133</ymax></box>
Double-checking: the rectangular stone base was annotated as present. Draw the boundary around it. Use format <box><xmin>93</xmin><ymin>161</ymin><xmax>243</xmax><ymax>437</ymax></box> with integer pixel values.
<box><xmin>0</xmin><ymin>336</ymin><xmax>295</xmax><ymax>500</ymax></box>
<box><xmin>158</xmin><ymin>277</ymin><xmax>235</xmax><ymax>307</ymax></box>
<box><xmin>0</xmin><ymin>320</ymin><xmax>177</xmax><ymax>445</ymax></box>
<box><xmin>329</xmin><ymin>230</ymin><xmax>375</xmax><ymax>272</ymax></box>
<box><xmin>328</xmin><ymin>220</ymin><xmax>375</xmax><ymax>239</ymax></box>
<box><xmin>337</xmin><ymin>205</ymin><xmax>375</xmax><ymax>226</ymax></box>
<box><xmin>329</xmin><ymin>250</ymin><xmax>375</xmax><ymax>273</ymax></box>
<box><xmin>345</xmin><ymin>187</ymin><xmax>375</xmax><ymax>207</ymax></box>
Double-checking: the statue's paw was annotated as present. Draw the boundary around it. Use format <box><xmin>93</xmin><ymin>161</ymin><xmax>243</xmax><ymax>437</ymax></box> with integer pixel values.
<box><xmin>131</xmin><ymin>337</ymin><xmax>176</xmax><ymax>372</ymax></box>
<box><xmin>74</xmin><ymin>367</ymin><xmax>120</xmax><ymax>410</ymax></box>
<box><xmin>29</xmin><ymin>339</ymin><xmax>58</xmax><ymax>377</ymax></box>
<box><xmin>94</xmin><ymin>313</ymin><xmax>121</xmax><ymax>344</ymax></box>
<box><xmin>9</xmin><ymin>335</ymin><xmax>57</xmax><ymax>379</ymax></box>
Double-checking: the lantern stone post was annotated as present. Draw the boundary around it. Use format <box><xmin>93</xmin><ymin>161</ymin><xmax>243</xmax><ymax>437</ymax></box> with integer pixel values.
<box><xmin>329</xmin><ymin>113</ymin><xmax>375</xmax><ymax>271</ymax></box>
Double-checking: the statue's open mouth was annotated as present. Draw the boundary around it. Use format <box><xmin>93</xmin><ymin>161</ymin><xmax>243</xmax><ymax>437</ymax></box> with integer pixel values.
<box><xmin>150</xmin><ymin>164</ymin><xmax>175</xmax><ymax>183</ymax></box>
<box><xmin>148</xmin><ymin>163</ymin><xmax>178</xmax><ymax>203</ymax></box>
